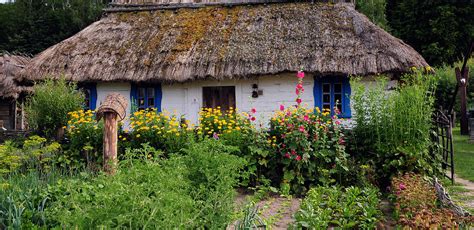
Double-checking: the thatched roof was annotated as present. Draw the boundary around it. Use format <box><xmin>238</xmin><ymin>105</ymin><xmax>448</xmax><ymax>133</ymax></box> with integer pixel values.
<box><xmin>0</xmin><ymin>54</ymin><xmax>31</xmax><ymax>99</ymax></box>
<box><xmin>21</xmin><ymin>2</ymin><xmax>428</xmax><ymax>83</ymax></box>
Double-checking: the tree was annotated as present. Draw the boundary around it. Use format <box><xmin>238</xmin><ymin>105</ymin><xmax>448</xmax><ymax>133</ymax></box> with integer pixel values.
<box><xmin>386</xmin><ymin>0</ymin><xmax>474</xmax><ymax>66</ymax></box>
<box><xmin>356</xmin><ymin>0</ymin><xmax>389</xmax><ymax>30</ymax></box>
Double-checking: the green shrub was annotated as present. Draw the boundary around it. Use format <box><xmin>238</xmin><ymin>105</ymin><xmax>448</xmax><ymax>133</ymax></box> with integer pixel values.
<box><xmin>128</xmin><ymin>108</ymin><xmax>193</xmax><ymax>153</ymax></box>
<box><xmin>25</xmin><ymin>78</ymin><xmax>84</xmax><ymax>139</ymax></box>
<box><xmin>0</xmin><ymin>136</ymin><xmax>61</xmax><ymax>176</ymax></box>
<box><xmin>293</xmin><ymin>186</ymin><xmax>382</xmax><ymax>229</ymax></box>
<box><xmin>1</xmin><ymin>140</ymin><xmax>244</xmax><ymax>229</ymax></box>
<box><xmin>350</xmin><ymin>72</ymin><xmax>440</xmax><ymax>183</ymax></box>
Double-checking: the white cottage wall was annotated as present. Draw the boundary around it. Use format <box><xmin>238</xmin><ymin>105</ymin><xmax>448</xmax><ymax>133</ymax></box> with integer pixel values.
<box><xmin>161</xmin><ymin>73</ymin><xmax>314</xmax><ymax>126</ymax></box>
<box><xmin>96</xmin><ymin>82</ymin><xmax>132</xmax><ymax>128</ymax></box>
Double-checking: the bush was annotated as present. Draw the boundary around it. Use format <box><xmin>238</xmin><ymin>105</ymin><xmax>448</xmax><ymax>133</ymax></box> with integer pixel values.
<box><xmin>293</xmin><ymin>186</ymin><xmax>382</xmax><ymax>229</ymax></box>
<box><xmin>269</xmin><ymin>71</ymin><xmax>348</xmax><ymax>194</ymax></box>
<box><xmin>128</xmin><ymin>108</ymin><xmax>192</xmax><ymax>153</ymax></box>
<box><xmin>0</xmin><ymin>136</ymin><xmax>61</xmax><ymax>176</ymax></box>
<box><xmin>197</xmin><ymin>107</ymin><xmax>273</xmax><ymax>186</ymax></box>
<box><xmin>25</xmin><ymin>78</ymin><xmax>84</xmax><ymax>139</ymax></box>
<box><xmin>350</xmin><ymin>72</ymin><xmax>440</xmax><ymax>184</ymax></box>
<box><xmin>390</xmin><ymin>173</ymin><xmax>474</xmax><ymax>228</ymax></box>
<box><xmin>65</xmin><ymin>109</ymin><xmax>103</xmax><ymax>166</ymax></box>
<box><xmin>0</xmin><ymin>140</ymin><xmax>245</xmax><ymax>229</ymax></box>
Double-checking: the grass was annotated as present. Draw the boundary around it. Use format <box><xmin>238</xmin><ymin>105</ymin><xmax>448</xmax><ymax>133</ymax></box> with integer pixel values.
<box><xmin>452</xmin><ymin>127</ymin><xmax>474</xmax><ymax>182</ymax></box>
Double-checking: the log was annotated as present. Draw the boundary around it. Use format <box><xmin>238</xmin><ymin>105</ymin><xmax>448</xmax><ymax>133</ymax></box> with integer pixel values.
<box><xmin>103</xmin><ymin>112</ymin><xmax>118</xmax><ymax>174</ymax></box>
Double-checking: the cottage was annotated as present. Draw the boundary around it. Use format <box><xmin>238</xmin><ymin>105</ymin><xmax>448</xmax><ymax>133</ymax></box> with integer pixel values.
<box><xmin>20</xmin><ymin>0</ymin><xmax>428</xmax><ymax>126</ymax></box>
<box><xmin>0</xmin><ymin>54</ymin><xmax>30</xmax><ymax>131</ymax></box>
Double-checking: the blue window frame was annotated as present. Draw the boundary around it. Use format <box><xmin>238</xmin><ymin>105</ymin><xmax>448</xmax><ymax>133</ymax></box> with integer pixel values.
<box><xmin>313</xmin><ymin>76</ymin><xmax>351</xmax><ymax>118</ymax></box>
<box><xmin>131</xmin><ymin>84</ymin><xmax>162</xmax><ymax>111</ymax></box>
<box><xmin>80</xmin><ymin>84</ymin><xmax>97</xmax><ymax>110</ymax></box>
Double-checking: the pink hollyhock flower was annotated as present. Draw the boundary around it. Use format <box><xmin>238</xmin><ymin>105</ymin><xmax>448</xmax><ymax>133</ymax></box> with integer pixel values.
<box><xmin>287</xmin><ymin>123</ymin><xmax>294</xmax><ymax>129</ymax></box>
<box><xmin>303</xmin><ymin>115</ymin><xmax>309</xmax><ymax>121</ymax></box>
<box><xmin>297</xmin><ymin>71</ymin><xmax>305</xmax><ymax>79</ymax></box>
<box><xmin>296</xmin><ymin>98</ymin><xmax>302</xmax><ymax>104</ymax></box>
<box><xmin>338</xmin><ymin>137</ymin><xmax>345</xmax><ymax>145</ymax></box>
<box><xmin>399</xmin><ymin>183</ymin><xmax>406</xmax><ymax>190</ymax></box>
<box><xmin>291</xmin><ymin>149</ymin><xmax>296</xmax><ymax>155</ymax></box>
<box><xmin>250</xmin><ymin>116</ymin><xmax>256</xmax><ymax>121</ymax></box>
<box><xmin>295</xmin><ymin>89</ymin><xmax>300</xmax><ymax>95</ymax></box>
<box><xmin>299</xmin><ymin>125</ymin><xmax>305</xmax><ymax>132</ymax></box>
<box><xmin>280</xmin><ymin>104</ymin><xmax>285</xmax><ymax>111</ymax></box>
<box><xmin>296</xmin><ymin>83</ymin><xmax>303</xmax><ymax>90</ymax></box>
<box><xmin>251</xmin><ymin>108</ymin><xmax>257</xmax><ymax>114</ymax></box>
<box><xmin>284</xmin><ymin>153</ymin><xmax>290</xmax><ymax>158</ymax></box>
<box><xmin>295</xmin><ymin>155</ymin><xmax>302</xmax><ymax>161</ymax></box>
<box><xmin>335</xmin><ymin>120</ymin><xmax>341</xmax><ymax>125</ymax></box>
<box><xmin>282</xmin><ymin>143</ymin><xmax>286</xmax><ymax>148</ymax></box>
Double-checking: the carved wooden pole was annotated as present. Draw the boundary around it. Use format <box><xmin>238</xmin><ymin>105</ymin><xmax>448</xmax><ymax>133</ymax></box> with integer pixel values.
<box><xmin>103</xmin><ymin>112</ymin><xmax>118</xmax><ymax>173</ymax></box>
<box><xmin>456</xmin><ymin>67</ymin><xmax>470</xmax><ymax>135</ymax></box>
<box><xmin>97</xmin><ymin>93</ymin><xmax>127</xmax><ymax>174</ymax></box>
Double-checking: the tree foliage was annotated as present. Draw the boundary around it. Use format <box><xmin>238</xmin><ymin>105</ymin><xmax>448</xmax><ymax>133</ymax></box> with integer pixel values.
<box><xmin>386</xmin><ymin>0</ymin><xmax>474</xmax><ymax>66</ymax></box>
<box><xmin>0</xmin><ymin>0</ymin><xmax>107</xmax><ymax>55</ymax></box>
<box><xmin>356</xmin><ymin>0</ymin><xmax>389</xmax><ymax>30</ymax></box>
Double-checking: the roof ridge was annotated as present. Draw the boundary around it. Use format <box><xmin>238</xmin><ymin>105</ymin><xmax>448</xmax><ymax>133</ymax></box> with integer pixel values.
<box><xmin>106</xmin><ymin>0</ymin><xmax>354</xmax><ymax>12</ymax></box>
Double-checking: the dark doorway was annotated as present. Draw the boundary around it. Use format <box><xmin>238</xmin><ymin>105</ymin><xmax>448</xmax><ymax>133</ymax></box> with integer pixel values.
<box><xmin>203</xmin><ymin>86</ymin><xmax>236</xmax><ymax>112</ymax></box>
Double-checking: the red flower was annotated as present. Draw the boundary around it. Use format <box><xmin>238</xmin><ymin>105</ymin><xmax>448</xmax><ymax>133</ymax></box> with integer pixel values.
<box><xmin>338</xmin><ymin>137</ymin><xmax>345</xmax><ymax>145</ymax></box>
<box><xmin>291</xmin><ymin>149</ymin><xmax>296</xmax><ymax>155</ymax></box>
<box><xmin>250</xmin><ymin>116</ymin><xmax>256</xmax><ymax>121</ymax></box>
<box><xmin>399</xmin><ymin>183</ymin><xmax>407</xmax><ymax>190</ymax></box>
<box><xmin>296</xmin><ymin>89</ymin><xmax>300</xmax><ymax>95</ymax></box>
<box><xmin>284</xmin><ymin>153</ymin><xmax>290</xmax><ymax>158</ymax></box>
<box><xmin>299</xmin><ymin>125</ymin><xmax>305</xmax><ymax>132</ymax></box>
<box><xmin>303</xmin><ymin>115</ymin><xmax>309</xmax><ymax>121</ymax></box>
<box><xmin>251</xmin><ymin>108</ymin><xmax>257</xmax><ymax>114</ymax></box>
<box><xmin>295</xmin><ymin>155</ymin><xmax>301</xmax><ymax>161</ymax></box>
<box><xmin>280</xmin><ymin>104</ymin><xmax>285</xmax><ymax>111</ymax></box>
<box><xmin>297</xmin><ymin>71</ymin><xmax>305</xmax><ymax>79</ymax></box>
<box><xmin>296</xmin><ymin>83</ymin><xmax>303</xmax><ymax>89</ymax></box>
<box><xmin>296</xmin><ymin>98</ymin><xmax>302</xmax><ymax>104</ymax></box>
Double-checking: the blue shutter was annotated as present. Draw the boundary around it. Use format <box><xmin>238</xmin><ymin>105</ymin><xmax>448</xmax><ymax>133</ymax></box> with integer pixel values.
<box><xmin>89</xmin><ymin>84</ymin><xmax>97</xmax><ymax>110</ymax></box>
<box><xmin>341</xmin><ymin>78</ymin><xmax>352</xmax><ymax>118</ymax></box>
<box><xmin>155</xmin><ymin>84</ymin><xmax>162</xmax><ymax>112</ymax></box>
<box><xmin>313</xmin><ymin>76</ymin><xmax>322</xmax><ymax>110</ymax></box>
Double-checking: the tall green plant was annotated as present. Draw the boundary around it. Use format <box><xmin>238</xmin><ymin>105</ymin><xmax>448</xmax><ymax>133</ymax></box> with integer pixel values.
<box><xmin>351</xmin><ymin>72</ymin><xmax>440</xmax><ymax>182</ymax></box>
<box><xmin>25</xmin><ymin>78</ymin><xmax>84</xmax><ymax>139</ymax></box>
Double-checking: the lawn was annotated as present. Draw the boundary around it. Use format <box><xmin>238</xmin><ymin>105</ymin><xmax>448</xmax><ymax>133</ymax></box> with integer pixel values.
<box><xmin>452</xmin><ymin>127</ymin><xmax>474</xmax><ymax>182</ymax></box>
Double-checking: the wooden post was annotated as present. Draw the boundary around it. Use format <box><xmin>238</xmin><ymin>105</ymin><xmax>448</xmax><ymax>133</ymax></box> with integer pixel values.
<box><xmin>103</xmin><ymin>112</ymin><xmax>118</xmax><ymax>174</ymax></box>
<box><xmin>456</xmin><ymin>67</ymin><xmax>470</xmax><ymax>135</ymax></box>
<box><xmin>96</xmin><ymin>93</ymin><xmax>127</xmax><ymax>175</ymax></box>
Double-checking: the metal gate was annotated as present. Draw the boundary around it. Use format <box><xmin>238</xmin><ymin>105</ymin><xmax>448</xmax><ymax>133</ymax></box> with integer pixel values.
<box><xmin>431</xmin><ymin>110</ymin><xmax>454</xmax><ymax>184</ymax></box>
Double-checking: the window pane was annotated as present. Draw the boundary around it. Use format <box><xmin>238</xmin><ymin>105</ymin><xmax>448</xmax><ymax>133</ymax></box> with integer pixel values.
<box><xmin>148</xmin><ymin>98</ymin><xmax>155</xmax><ymax>107</ymax></box>
<box><xmin>334</xmin><ymin>94</ymin><xmax>342</xmax><ymax>104</ymax></box>
<box><xmin>323</xmin><ymin>84</ymin><xmax>330</xmax><ymax>93</ymax></box>
<box><xmin>139</xmin><ymin>99</ymin><xmax>145</xmax><ymax>106</ymax></box>
<box><xmin>323</xmin><ymin>104</ymin><xmax>331</xmax><ymax>110</ymax></box>
<box><xmin>334</xmin><ymin>83</ymin><xmax>342</xmax><ymax>93</ymax></box>
<box><xmin>323</xmin><ymin>94</ymin><xmax>330</xmax><ymax>103</ymax></box>
<box><xmin>147</xmin><ymin>88</ymin><xmax>155</xmax><ymax>98</ymax></box>
<box><xmin>138</xmin><ymin>88</ymin><xmax>145</xmax><ymax>98</ymax></box>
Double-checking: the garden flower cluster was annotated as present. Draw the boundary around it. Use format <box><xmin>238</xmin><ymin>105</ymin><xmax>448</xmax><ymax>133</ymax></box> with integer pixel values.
<box><xmin>269</xmin><ymin>70</ymin><xmax>349</xmax><ymax>192</ymax></box>
<box><xmin>196</xmin><ymin>107</ymin><xmax>253</xmax><ymax>138</ymax></box>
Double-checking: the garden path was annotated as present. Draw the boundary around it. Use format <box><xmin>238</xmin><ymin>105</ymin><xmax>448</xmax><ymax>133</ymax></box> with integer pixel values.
<box><xmin>449</xmin><ymin>174</ymin><xmax>474</xmax><ymax>213</ymax></box>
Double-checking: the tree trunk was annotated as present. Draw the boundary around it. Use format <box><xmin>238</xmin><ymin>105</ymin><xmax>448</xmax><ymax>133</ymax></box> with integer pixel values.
<box><xmin>103</xmin><ymin>113</ymin><xmax>118</xmax><ymax>174</ymax></box>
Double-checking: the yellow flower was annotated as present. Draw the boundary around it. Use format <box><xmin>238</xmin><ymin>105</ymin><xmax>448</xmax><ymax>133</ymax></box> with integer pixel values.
<box><xmin>136</xmin><ymin>134</ymin><xmax>141</xmax><ymax>138</ymax></box>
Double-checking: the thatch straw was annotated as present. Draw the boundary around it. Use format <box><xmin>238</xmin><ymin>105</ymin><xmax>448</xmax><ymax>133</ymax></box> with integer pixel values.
<box><xmin>0</xmin><ymin>54</ymin><xmax>31</xmax><ymax>99</ymax></box>
<box><xmin>21</xmin><ymin>2</ymin><xmax>428</xmax><ymax>83</ymax></box>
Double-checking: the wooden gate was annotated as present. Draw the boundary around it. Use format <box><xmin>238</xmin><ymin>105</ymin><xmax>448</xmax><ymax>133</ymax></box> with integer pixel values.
<box><xmin>431</xmin><ymin>110</ymin><xmax>454</xmax><ymax>184</ymax></box>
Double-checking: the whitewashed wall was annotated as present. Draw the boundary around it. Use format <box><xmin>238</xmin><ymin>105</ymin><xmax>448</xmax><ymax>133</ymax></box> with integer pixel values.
<box><xmin>162</xmin><ymin>73</ymin><xmax>315</xmax><ymax>126</ymax></box>
<box><xmin>96</xmin><ymin>82</ymin><xmax>132</xmax><ymax>128</ymax></box>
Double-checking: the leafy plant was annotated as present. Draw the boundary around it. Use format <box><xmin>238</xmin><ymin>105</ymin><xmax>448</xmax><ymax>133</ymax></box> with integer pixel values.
<box><xmin>25</xmin><ymin>78</ymin><xmax>84</xmax><ymax>139</ymax></box>
<box><xmin>350</xmin><ymin>71</ymin><xmax>441</xmax><ymax>184</ymax></box>
<box><xmin>293</xmin><ymin>186</ymin><xmax>382</xmax><ymax>229</ymax></box>
<box><xmin>390</xmin><ymin>173</ymin><xmax>474</xmax><ymax>228</ymax></box>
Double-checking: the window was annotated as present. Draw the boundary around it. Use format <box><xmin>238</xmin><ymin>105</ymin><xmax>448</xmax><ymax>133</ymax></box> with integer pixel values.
<box><xmin>314</xmin><ymin>76</ymin><xmax>351</xmax><ymax>118</ymax></box>
<box><xmin>79</xmin><ymin>84</ymin><xmax>97</xmax><ymax>110</ymax></box>
<box><xmin>202</xmin><ymin>86</ymin><xmax>236</xmax><ymax>112</ymax></box>
<box><xmin>131</xmin><ymin>84</ymin><xmax>162</xmax><ymax>111</ymax></box>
